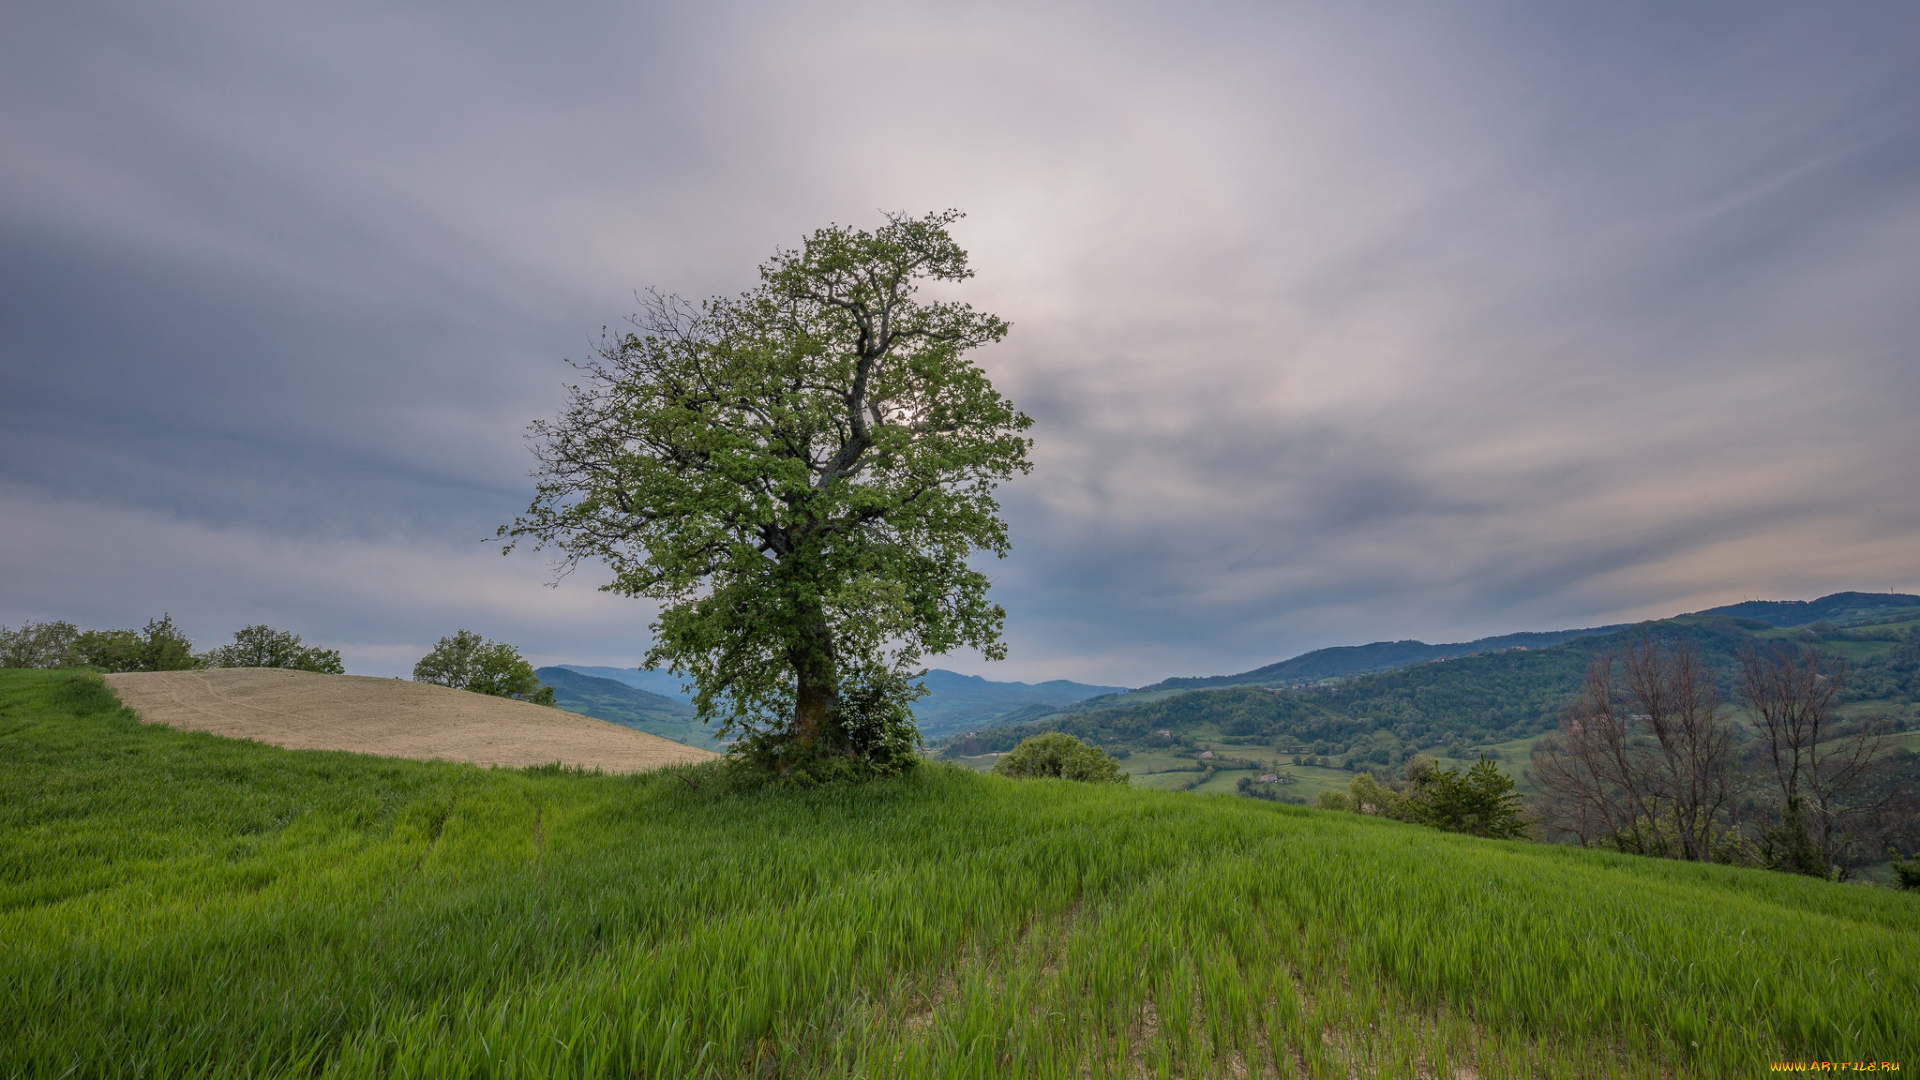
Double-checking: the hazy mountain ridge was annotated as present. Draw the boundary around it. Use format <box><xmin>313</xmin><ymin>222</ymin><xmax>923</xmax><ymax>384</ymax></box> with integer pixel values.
<box><xmin>551</xmin><ymin>664</ymin><xmax>1120</xmax><ymax>742</ymax></box>
<box><xmin>535</xmin><ymin>666</ymin><xmax>724</xmax><ymax>749</ymax></box>
<box><xmin>1692</xmin><ymin>591</ymin><xmax>1920</xmax><ymax>628</ymax></box>
<box><xmin>1136</xmin><ymin>627</ymin><xmax>1631</xmax><ymax>693</ymax></box>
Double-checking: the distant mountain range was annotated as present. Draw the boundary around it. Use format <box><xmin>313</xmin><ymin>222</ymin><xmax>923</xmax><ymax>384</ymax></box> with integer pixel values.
<box><xmin>1689</xmin><ymin>591</ymin><xmax>1920</xmax><ymax>627</ymax></box>
<box><xmin>533</xmin><ymin>667</ymin><xmax>723</xmax><ymax>749</ymax></box>
<box><xmin>1124</xmin><ymin>592</ymin><xmax>1920</xmax><ymax>696</ymax></box>
<box><xmin>1135</xmin><ymin>627</ymin><xmax>1630</xmax><ymax>693</ymax></box>
<box><xmin>544</xmin><ymin>665</ymin><xmax>1121</xmax><ymax>745</ymax></box>
<box><xmin>938</xmin><ymin>590</ymin><xmax>1920</xmax><ymax>759</ymax></box>
<box><xmin>545</xmin><ymin>592</ymin><xmax>1920</xmax><ymax>749</ymax></box>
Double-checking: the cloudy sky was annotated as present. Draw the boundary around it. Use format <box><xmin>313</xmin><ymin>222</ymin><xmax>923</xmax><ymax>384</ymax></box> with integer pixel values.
<box><xmin>4</xmin><ymin>1</ymin><xmax>1918</xmax><ymax>685</ymax></box>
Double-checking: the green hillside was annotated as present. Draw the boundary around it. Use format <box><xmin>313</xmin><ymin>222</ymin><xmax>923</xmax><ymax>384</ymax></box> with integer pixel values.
<box><xmin>6</xmin><ymin>669</ymin><xmax>1917</xmax><ymax>1076</ymax></box>
<box><xmin>534</xmin><ymin>666</ymin><xmax>727</xmax><ymax>750</ymax></box>
<box><xmin>940</xmin><ymin>608</ymin><xmax>1920</xmax><ymax>819</ymax></box>
<box><xmin>1136</xmin><ymin>625</ymin><xmax>1629</xmax><ymax>692</ymax></box>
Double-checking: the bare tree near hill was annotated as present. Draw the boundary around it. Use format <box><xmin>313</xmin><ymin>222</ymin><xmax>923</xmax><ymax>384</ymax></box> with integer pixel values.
<box><xmin>1531</xmin><ymin>639</ymin><xmax>1737</xmax><ymax>860</ymax></box>
<box><xmin>1737</xmin><ymin>643</ymin><xmax>1893</xmax><ymax>878</ymax></box>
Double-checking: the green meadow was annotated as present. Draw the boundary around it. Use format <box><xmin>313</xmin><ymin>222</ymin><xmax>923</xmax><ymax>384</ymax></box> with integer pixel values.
<box><xmin>3</xmin><ymin>669</ymin><xmax>1916</xmax><ymax>1078</ymax></box>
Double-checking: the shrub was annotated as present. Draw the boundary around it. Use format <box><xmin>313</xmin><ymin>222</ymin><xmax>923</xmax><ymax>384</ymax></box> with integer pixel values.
<box><xmin>1894</xmin><ymin>854</ymin><xmax>1920</xmax><ymax>892</ymax></box>
<box><xmin>1314</xmin><ymin>789</ymin><xmax>1353</xmax><ymax>812</ymax></box>
<box><xmin>1411</xmin><ymin>755</ymin><xmax>1528</xmax><ymax>839</ymax></box>
<box><xmin>991</xmin><ymin>732</ymin><xmax>1127</xmax><ymax>783</ymax></box>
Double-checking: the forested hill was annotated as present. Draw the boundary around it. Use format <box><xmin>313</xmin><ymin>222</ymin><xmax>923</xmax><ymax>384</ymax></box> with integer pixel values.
<box><xmin>943</xmin><ymin>594</ymin><xmax>1920</xmax><ymax>760</ymax></box>
<box><xmin>1136</xmin><ymin>626</ymin><xmax>1627</xmax><ymax>692</ymax></box>
<box><xmin>1693</xmin><ymin>591</ymin><xmax>1920</xmax><ymax>627</ymax></box>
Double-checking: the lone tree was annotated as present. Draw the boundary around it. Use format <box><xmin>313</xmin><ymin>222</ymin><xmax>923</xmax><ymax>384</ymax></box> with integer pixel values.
<box><xmin>501</xmin><ymin>211</ymin><xmax>1031</xmax><ymax>777</ymax></box>
<box><xmin>414</xmin><ymin>630</ymin><xmax>555</xmax><ymax>706</ymax></box>
<box><xmin>991</xmin><ymin>732</ymin><xmax>1127</xmax><ymax>784</ymax></box>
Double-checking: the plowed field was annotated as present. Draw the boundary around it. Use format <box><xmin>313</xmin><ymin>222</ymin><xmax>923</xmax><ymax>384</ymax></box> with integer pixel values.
<box><xmin>103</xmin><ymin>668</ymin><xmax>716</xmax><ymax>772</ymax></box>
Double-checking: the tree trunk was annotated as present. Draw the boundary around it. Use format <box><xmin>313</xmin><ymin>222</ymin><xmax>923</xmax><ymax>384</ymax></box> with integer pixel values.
<box><xmin>789</xmin><ymin>610</ymin><xmax>837</xmax><ymax>750</ymax></box>
<box><xmin>793</xmin><ymin>665</ymin><xmax>837</xmax><ymax>747</ymax></box>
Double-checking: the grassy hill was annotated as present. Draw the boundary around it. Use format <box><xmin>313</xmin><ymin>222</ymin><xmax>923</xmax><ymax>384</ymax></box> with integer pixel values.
<box><xmin>4</xmin><ymin>668</ymin><xmax>1916</xmax><ymax>1076</ymax></box>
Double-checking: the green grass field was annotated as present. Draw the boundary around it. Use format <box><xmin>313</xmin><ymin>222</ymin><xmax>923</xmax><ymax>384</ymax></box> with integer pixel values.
<box><xmin>3</xmin><ymin>669</ymin><xmax>1916</xmax><ymax>1078</ymax></box>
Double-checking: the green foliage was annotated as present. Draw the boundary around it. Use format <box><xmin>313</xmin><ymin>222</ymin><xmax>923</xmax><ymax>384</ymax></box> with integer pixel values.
<box><xmin>4</xmin><ymin>668</ymin><xmax>1916</xmax><ymax>1077</ymax></box>
<box><xmin>1895</xmin><ymin>855</ymin><xmax>1920</xmax><ymax>891</ymax></box>
<box><xmin>73</xmin><ymin>614</ymin><xmax>204</xmax><ymax>673</ymax></box>
<box><xmin>1413</xmin><ymin>754</ymin><xmax>1529</xmax><ymax>839</ymax></box>
<box><xmin>1762</xmin><ymin>798</ymin><xmax>1830</xmax><ymax>879</ymax></box>
<box><xmin>1314</xmin><ymin>788</ymin><xmax>1353</xmax><ymax>812</ymax></box>
<box><xmin>412</xmin><ymin>630</ymin><xmax>555</xmax><ymax>706</ymax></box>
<box><xmin>1846</xmin><ymin>629</ymin><xmax>1920</xmax><ymax>704</ymax></box>
<box><xmin>0</xmin><ymin>620</ymin><xmax>81</xmax><ymax>668</ymax></box>
<box><xmin>205</xmin><ymin>624</ymin><xmax>345</xmax><ymax>674</ymax></box>
<box><xmin>728</xmin><ymin>667</ymin><xmax>923</xmax><ymax>785</ymax></box>
<box><xmin>501</xmin><ymin>211</ymin><xmax>1030</xmax><ymax>776</ymax></box>
<box><xmin>989</xmin><ymin>731</ymin><xmax>1127</xmax><ymax>783</ymax></box>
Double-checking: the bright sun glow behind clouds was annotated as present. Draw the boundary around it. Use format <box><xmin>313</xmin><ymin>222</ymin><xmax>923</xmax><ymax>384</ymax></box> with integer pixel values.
<box><xmin>2</xmin><ymin>1</ymin><xmax>1918</xmax><ymax>684</ymax></box>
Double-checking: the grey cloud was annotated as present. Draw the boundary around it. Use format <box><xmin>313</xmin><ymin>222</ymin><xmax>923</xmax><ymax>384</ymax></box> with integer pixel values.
<box><xmin>4</xmin><ymin>0</ymin><xmax>1918</xmax><ymax>685</ymax></box>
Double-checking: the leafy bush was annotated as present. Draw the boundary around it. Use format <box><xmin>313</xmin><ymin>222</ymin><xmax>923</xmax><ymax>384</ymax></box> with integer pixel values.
<box><xmin>1895</xmin><ymin>855</ymin><xmax>1920</xmax><ymax>892</ymax></box>
<box><xmin>1317</xmin><ymin>755</ymin><xmax>1527</xmax><ymax>839</ymax></box>
<box><xmin>413</xmin><ymin>630</ymin><xmax>555</xmax><ymax>705</ymax></box>
<box><xmin>205</xmin><ymin>625</ymin><xmax>345</xmax><ymax>674</ymax></box>
<box><xmin>726</xmin><ymin>666</ymin><xmax>922</xmax><ymax>785</ymax></box>
<box><xmin>991</xmin><ymin>732</ymin><xmax>1127</xmax><ymax>783</ymax></box>
<box><xmin>0</xmin><ymin>621</ymin><xmax>81</xmax><ymax>668</ymax></box>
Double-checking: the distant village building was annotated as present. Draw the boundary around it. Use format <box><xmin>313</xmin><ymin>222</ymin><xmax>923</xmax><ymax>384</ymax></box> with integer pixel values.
<box><xmin>1259</xmin><ymin>773</ymin><xmax>1278</xmax><ymax>783</ymax></box>
<box><xmin>1198</xmin><ymin>750</ymin><xmax>1215</xmax><ymax>760</ymax></box>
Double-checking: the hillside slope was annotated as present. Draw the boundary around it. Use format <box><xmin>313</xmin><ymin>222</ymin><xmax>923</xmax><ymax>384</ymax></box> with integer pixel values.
<box><xmin>534</xmin><ymin>666</ymin><xmax>724</xmax><ymax>750</ymax></box>
<box><xmin>1137</xmin><ymin>626</ymin><xmax>1628</xmax><ymax>692</ymax></box>
<box><xmin>4</xmin><ymin>668</ymin><xmax>1914</xmax><ymax>1077</ymax></box>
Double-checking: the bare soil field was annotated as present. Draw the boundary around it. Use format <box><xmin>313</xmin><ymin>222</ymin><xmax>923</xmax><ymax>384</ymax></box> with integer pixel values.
<box><xmin>103</xmin><ymin>669</ymin><xmax>718</xmax><ymax>773</ymax></box>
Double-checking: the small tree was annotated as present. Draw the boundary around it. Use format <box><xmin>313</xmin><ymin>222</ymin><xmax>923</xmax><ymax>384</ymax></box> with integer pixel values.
<box><xmin>206</xmin><ymin>625</ymin><xmax>345</xmax><ymax>674</ymax></box>
<box><xmin>0</xmin><ymin>621</ymin><xmax>81</xmax><ymax>668</ymax></box>
<box><xmin>501</xmin><ymin>211</ymin><xmax>1031</xmax><ymax>778</ymax></box>
<box><xmin>413</xmin><ymin>630</ymin><xmax>555</xmax><ymax>706</ymax></box>
<box><xmin>1738</xmin><ymin>642</ymin><xmax>1891</xmax><ymax>878</ymax></box>
<box><xmin>1415</xmin><ymin>755</ymin><xmax>1528</xmax><ymax>839</ymax></box>
<box><xmin>991</xmin><ymin>732</ymin><xmax>1127</xmax><ymax>783</ymax></box>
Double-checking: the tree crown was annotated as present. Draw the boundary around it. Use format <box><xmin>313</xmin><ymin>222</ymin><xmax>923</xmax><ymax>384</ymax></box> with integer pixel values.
<box><xmin>501</xmin><ymin>211</ymin><xmax>1030</xmax><ymax>758</ymax></box>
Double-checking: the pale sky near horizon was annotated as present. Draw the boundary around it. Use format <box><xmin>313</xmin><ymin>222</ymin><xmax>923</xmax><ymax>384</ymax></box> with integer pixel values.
<box><xmin>4</xmin><ymin>2</ymin><xmax>1918</xmax><ymax>686</ymax></box>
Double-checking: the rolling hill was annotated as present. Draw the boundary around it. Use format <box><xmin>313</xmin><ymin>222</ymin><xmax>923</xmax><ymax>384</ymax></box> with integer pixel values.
<box><xmin>4</xmin><ymin>668</ymin><xmax>1913</xmax><ymax>1076</ymax></box>
<box><xmin>534</xmin><ymin>666</ymin><xmax>725</xmax><ymax>750</ymax></box>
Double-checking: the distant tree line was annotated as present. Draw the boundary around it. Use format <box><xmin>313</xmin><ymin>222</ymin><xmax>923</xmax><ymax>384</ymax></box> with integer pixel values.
<box><xmin>0</xmin><ymin>617</ymin><xmax>343</xmax><ymax>674</ymax></box>
<box><xmin>2</xmin><ymin>617</ymin><xmax>559</xmax><ymax>707</ymax></box>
